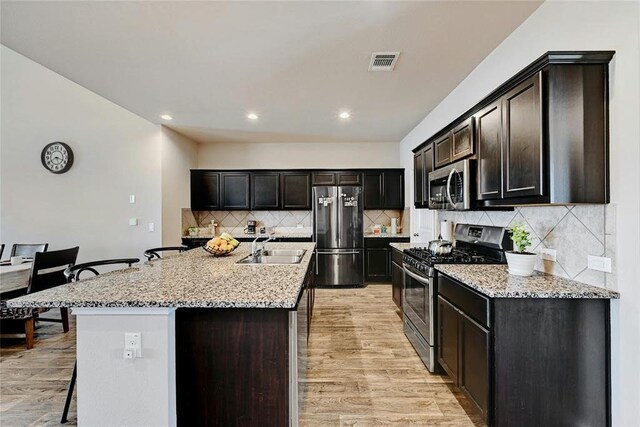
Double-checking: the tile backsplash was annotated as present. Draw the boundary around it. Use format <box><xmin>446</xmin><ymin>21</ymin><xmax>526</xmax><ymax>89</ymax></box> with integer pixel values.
<box><xmin>182</xmin><ymin>208</ymin><xmax>312</xmax><ymax>232</ymax></box>
<box><xmin>363</xmin><ymin>209</ymin><xmax>406</xmax><ymax>234</ymax></box>
<box><xmin>438</xmin><ymin>205</ymin><xmax>616</xmax><ymax>289</ymax></box>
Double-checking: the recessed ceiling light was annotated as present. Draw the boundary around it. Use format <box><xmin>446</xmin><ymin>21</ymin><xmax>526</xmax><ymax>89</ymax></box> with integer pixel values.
<box><xmin>160</xmin><ymin>114</ymin><xmax>173</xmax><ymax>120</ymax></box>
<box><xmin>339</xmin><ymin>111</ymin><xmax>351</xmax><ymax>119</ymax></box>
<box><xmin>247</xmin><ymin>113</ymin><xmax>259</xmax><ymax>120</ymax></box>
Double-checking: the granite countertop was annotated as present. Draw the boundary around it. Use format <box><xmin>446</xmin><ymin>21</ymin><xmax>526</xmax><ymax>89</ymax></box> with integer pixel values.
<box><xmin>183</xmin><ymin>232</ymin><xmax>312</xmax><ymax>239</ymax></box>
<box><xmin>389</xmin><ymin>242</ymin><xmax>430</xmax><ymax>251</ymax></box>
<box><xmin>7</xmin><ymin>242</ymin><xmax>316</xmax><ymax>309</ymax></box>
<box><xmin>435</xmin><ymin>264</ymin><xmax>619</xmax><ymax>299</ymax></box>
<box><xmin>364</xmin><ymin>233</ymin><xmax>411</xmax><ymax>239</ymax></box>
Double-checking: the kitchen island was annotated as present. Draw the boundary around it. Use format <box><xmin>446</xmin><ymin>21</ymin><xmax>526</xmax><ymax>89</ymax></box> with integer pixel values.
<box><xmin>8</xmin><ymin>242</ymin><xmax>316</xmax><ymax>426</ymax></box>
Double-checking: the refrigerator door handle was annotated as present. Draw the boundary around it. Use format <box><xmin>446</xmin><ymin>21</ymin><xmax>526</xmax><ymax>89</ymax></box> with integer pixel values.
<box><xmin>315</xmin><ymin>251</ymin><xmax>360</xmax><ymax>255</ymax></box>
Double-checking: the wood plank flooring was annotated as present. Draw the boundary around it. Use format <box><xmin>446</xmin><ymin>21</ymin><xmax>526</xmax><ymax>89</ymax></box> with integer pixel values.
<box><xmin>0</xmin><ymin>285</ymin><xmax>483</xmax><ymax>426</ymax></box>
<box><xmin>300</xmin><ymin>285</ymin><xmax>485</xmax><ymax>426</ymax></box>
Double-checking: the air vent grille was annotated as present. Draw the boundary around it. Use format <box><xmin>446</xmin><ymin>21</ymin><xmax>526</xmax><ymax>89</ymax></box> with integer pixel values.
<box><xmin>368</xmin><ymin>52</ymin><xmax>400</xmax><ymax>71</ymax></box>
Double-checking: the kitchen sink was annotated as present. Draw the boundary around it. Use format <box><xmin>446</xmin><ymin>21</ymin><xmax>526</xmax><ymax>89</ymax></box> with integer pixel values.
<box><xmin>237</xmin><ymin>254</ymin><xmax>304</xmax><ymax>265</ymax></box>
<box><xmin>261</xmin><ymin>249</ymin><xmax>307</xmax><ymax>257</ymax></box>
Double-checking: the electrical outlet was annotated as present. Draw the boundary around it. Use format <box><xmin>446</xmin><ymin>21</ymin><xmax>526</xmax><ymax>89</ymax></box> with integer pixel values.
<box><xmin>124</xmin><ymin>332</ymin><xmax>142</xmax><ymax>358</ymax></box>
<box><xmin>540</xmin><ymin>248</ymin><xmax>557</xmax><ymax>262</ymax></box>
<box><xmin>129</xmin><ymin>218</ymin><xmax>138</xmax><ymax>226</ymax></box>
<box><xmin>148</xmin><ymin>222</ymin><xmax>155</xmax><ymax>232</ymax></box>
<box><xmin>588</xmin><ymin>256</ymin><xmax>612</xmax><ymax>273</ymax></box>
<box><xmin>123</xmin><ymin>349</ymin><xmax>134</xmax><ymax>360</ymax></box>
<box><xmin>129</xmin><ymin>194</ymin><xmax>136</xmax><ymax>204</ymax></box>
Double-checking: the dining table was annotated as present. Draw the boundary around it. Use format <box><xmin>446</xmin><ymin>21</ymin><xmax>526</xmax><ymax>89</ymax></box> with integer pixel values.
<box><xmin>0</xmin><ymin>261</ymin><xmax>32</xmax><ymax>295</ymax></box>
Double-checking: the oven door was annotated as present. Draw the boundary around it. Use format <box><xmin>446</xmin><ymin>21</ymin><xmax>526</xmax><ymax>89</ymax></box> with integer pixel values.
<box><xmin>402</xmin><ymin>265</ymin><xmax>434</xmax><ymax>346</ymax></box>
<box><xmin>428</xmin><ymin>159</ymin><xmax>472</xmax><ymax>210</ymax></box>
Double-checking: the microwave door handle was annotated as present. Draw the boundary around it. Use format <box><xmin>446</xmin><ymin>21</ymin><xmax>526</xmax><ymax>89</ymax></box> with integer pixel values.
<box><xmin>446</xmin><ymin>168</ymin><xmax>456</xmax><ymax>209</ymax></box>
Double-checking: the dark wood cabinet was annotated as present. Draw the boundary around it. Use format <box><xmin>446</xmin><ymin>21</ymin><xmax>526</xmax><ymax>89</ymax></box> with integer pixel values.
<box><xmin>337</xmin><ymin>171</ymin><xmax>362</xmax><ymax>185</ymax></box>
<box><xmin>391</xmin><ymin>259</ymin><xmax>403</xmax><ymax>309</ymax></box>
<box><xmin>311</xmin><ymin>172</ymin><xmax>336</xmax><ymax>186</ymax></box>
<box><xmin>191</xmin><ymin>171</ymin><xmax>219</xmax><ymax>211</ymax></box>
<box><xmin>451</xmin><ymin>117</ymin><xmax>475</xmax><ymax>162</ymax></box>
<box><xmin>363</xmin><ymin>170</ymin><xmax>404</xmax><ymax>209</ymax></box>
<box><xmin>413</xmin><ymin>151</ymin><xmax>425</xmax><ymax>207</ymax></box>
<box><xmin>437</xmin><ymin>296</ymin><xmax>459</xmax><ymax>383</ymax></box>
<box><xmin>365</xmin><ymin>248</ymin><xmax>390</xmax><ymax>282</ymax></box>
<box><xmin>251</xmin><ymin>172</ymin><xmax>280</xmax><ymax>210</ymax></box>
<box><xmin>459</xmin><ymin>312</ymin><xmax>490</xmax><ymax>419</ymax></box>
<box><xmin>281</xmin><ymin>172</ymin><xmax>311</xmax><ymax>210</ymax></box>
<box><xmin>434</xmin><ymin>133</ymin><xmax>452</xmax><ymax>168</ymax></box>
<box><xmin>476</xmin><ymin>100</ymin><xmax>503</xmax><ymax>201</ymax></box>
<box><xmin>437</xmin><ymin>272</ymin><xmax>612</xmax><ymax>426</ymax></box>
<box><xmin>220</xmin><ymin>172</ymin><xmax>251</xmax><ymax>209</ymax></box>
<box><xmin>363</xmin><ymin>172</ymin><xmax>384</xmax><ymax>209</ymax></box>
<box><xmin>502</xmin><ymin>73</ymin><xmax>543</xmax><ymax>199</ymax></box>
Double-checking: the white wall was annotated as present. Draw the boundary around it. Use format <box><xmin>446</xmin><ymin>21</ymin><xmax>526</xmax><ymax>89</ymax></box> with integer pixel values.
<box><xmin>161</xmin><ymin>126</ymin><xmax>198</xmax><ymax>246</ymax></box>
<box><xmin>399</xmin><ymin>2</ymin><xmax>640</xmax><ymax>425</ymax></box>
<box><xmin>197</xmin><ymin>141</ymin><xmax>400</xmax><ymax>169</ymax></box>
<box><xmin>0</xmin><ymin>46</ymin><xmax>162</xmax><ymax>262</ymax></box>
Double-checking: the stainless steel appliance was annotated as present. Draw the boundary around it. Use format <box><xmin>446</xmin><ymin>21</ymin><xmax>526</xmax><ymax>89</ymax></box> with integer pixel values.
<box><xmin>428</xmin><ymin>158</ymin><xmax>473</xmax><ymax>210</ymax></box>
<box><xmin>313</xmin><ymin>186</ymin><xmax>364</xmax><ymax>287</ymax></box>
<box><xmin>246</xmin><ymin>220</ymin><xmax>256</xmax><ymax>234</ymax></box>
<box><xmin>402</xmin><ymin>223</ymin><xmax>511</xmax><ymax>372</ymax></box>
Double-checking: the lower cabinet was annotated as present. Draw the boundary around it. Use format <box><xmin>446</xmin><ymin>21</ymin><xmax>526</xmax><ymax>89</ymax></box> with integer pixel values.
<box><xmin>364</xmin><ymin>238</ymin><xmax>409</xmax><ymax>283</ymax></box>
<box><xmin>437</xmin><ymin>273</ymin><xmax>612</xmax><ymax>426</ymax></box>
<box><xmin>391</xmin><ymin>259</ymin><xmax>403</xmax><ymax>309</ymax></box>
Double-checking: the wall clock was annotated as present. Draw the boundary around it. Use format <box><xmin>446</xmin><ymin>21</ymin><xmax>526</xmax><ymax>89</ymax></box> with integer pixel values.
<box><xmin>41</xmin><ymin>142</ymin><xmax>74</xmax><ymax>174</ymax></box>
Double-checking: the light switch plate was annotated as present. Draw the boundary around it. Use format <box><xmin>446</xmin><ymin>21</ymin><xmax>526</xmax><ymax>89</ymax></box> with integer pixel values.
<box><xmin>587</xmin><ymin>255</ymin><xmax>612</xmax><ymax>273</ymax></box>
<box><xmin>129</xmin><ymin>195</ymin><xmax>135</xmax><ymax>204</ymax></box>
<box><xmin>148</xmin><ymin>222</ymin><xmax>155</xmax><ymax>232</ymax></box>
<box><xmin>129</xmin><ymin>218</ymin><xmax>138</xmax><ymax>226</ymax></box>
<box><xmin>540</xmin><ymin>248</ymin><xmax>557</xmax><ymax>262</ymax></box>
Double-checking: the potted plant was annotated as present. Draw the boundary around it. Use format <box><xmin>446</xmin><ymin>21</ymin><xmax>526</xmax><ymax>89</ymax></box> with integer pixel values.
<box><xmin>505</xmin><ymin>224</ymin><xmax>537</xmax><ymax>276</ymax></box>
<box><xmin>187</xmin><ymin>226</ymin><xmax>198</xmax><ymax>237</ymax></box>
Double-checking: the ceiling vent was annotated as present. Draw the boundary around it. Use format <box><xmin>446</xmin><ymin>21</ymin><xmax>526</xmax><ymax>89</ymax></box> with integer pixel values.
<box><xmin>368</xmin><ymin>52</ymin><xmax>400</xmax><ymax>71</ymax></box>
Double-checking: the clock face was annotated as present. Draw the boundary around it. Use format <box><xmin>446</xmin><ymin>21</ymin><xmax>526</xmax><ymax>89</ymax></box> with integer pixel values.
<box><xmin>41</xmin><ymin>142</ymin><xmax>74</xmax><ymax>174</ymax></box>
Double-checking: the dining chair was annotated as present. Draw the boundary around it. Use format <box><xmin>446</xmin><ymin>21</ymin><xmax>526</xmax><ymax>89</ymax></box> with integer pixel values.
<box><xmin>0</xmin><ymin>247</ymin><xmax>78</xmax><ymax>349</ymax></box>
<box><xmin>60</xmin><ymin>257</ymin><xmax>139</xmax><ymax>424</ymax></box>
<box><xmin>10</xmin><ymin>243</ymin><xmax>49</xmax><ymax>258</ymax></box>
<box><xmin>0</xmin><ymin>243</ymin><xmax>4</xmax><ymax>259</ymax></box>
<box><xmin>143</xmin><ymin>246</ymin><xmax>188</xmax><ymax>261</ymax></box>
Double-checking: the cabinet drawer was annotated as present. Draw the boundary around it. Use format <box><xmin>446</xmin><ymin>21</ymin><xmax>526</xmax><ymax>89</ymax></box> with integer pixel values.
<box><xmin>438</xmin><ymin>274</ymin><xmax>490</xmax><ymax>328</ymax></box>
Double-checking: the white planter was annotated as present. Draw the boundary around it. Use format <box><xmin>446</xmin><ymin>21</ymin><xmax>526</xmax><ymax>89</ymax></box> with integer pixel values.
<box><xmin>505</xmin><ymin>251</ymin><xmax>537</xmax><ymax>277</ymax></box>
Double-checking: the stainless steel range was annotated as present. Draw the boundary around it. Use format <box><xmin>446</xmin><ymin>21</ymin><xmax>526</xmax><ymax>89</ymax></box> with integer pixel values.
<box><xmin>402</xmin><ymin>223</ymin><xmax>511</xmax><ymax>372</ymax></box>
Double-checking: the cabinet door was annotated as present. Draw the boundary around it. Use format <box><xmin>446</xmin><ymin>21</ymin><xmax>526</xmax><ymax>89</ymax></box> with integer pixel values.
<box><xmin>391</xmin><ymin>261</ymin><xmax>403</xmax><ymax>309</ymax></box>
<box><xmin>423</xmin><ymin>144</ymin><xmax>434</xmax><ymax>205</ymax></box>
<box><xmin>251</xmin><ymin>172</ymin><xmax>280</xmax><ymax>209</ymax></box>
<box><xmin>437</xmin><ymin>296</ymin><xmax>459</xmax><ymax>383</ymax></box>
<box><xmin>451</xmin><ymin>117</ymin><xmax>475</xmax><ymax>161</ymax></box>
<box><xmin>414</xmin><ymin>152</ymin><xmax>424</xmax><ymax>207</ymax></box>
<box><xmin>476</xmin><ymin>100</ymin><xmax>503</xmax><ymax>200</ymax></box>
<box><xmin>363</xmin><ymin>172</ymin><xmax>384</xmax><ymax>209</ymax></box>
<box><xmin>337</xmin><ymin>171</ymin><xmax>362</xmax><ymax>186</ymax></box>
<box><xmin>434</xmin><ymin>132</ymin><xmax>452</xmax><ymax>168</ymax></box>
<box><xmin>281</xmin><ymin>172</ymin><xmax>311</xmax><ymax>210</ymax></box>
<box><xmin>503</xmin><ymin>73</ymin><xmax>543</xmax><ymax>199</ymax></box>
<box><xmin>365</xmin><ymin>248</ymin><xmax>390</xmax><ymax>282</ymax></box>
<box><xmin>459</xmin><ymin>312</ymin><xmax>490</xmax><ymax>419</ymax></box>
<box><xmin>312</xmin><ymin>172</ymin><xmax>336</xmax><ymax>186</ymax></box>
<box><xmin>191</xmin><ymin>170</ymin><xmax>219</xmax><ymax>210</ymax></box>
<box><xmin>383</xmin><ymin>171</ymin><xmax>404</xmax><ymax>209</ymax></box>
<box><xmin>220</xmin><ymin>172</ymin><xmax>251</xmax><ymax>209</ymax></box>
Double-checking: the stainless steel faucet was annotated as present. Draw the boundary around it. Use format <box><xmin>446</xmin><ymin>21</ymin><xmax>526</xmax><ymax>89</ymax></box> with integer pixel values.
<box><xmin>251</xmin><ymin>234</ymin><xmax>275</xmax><ymax>257</ymax></box>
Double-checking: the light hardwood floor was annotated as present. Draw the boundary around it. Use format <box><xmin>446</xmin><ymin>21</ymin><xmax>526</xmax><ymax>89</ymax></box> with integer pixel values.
<box><xmin>0</xmin><ymin>285</ymin><xmax>483</xmax><ymax>426</ymax></box>
<box><xmin>300</xmin><ymin>285</ymin><xmax>485</xmax><ymax>426</ymax></box>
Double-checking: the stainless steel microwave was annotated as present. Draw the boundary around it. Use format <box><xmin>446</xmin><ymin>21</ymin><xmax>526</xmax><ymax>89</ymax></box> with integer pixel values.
<box><xmin>428</xmin><ymin>159</ymin><xmax>473</xmax><ymax>210</ymax></box>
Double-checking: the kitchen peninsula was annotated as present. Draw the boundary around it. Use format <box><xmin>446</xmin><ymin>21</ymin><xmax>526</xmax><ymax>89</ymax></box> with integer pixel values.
<box><xmin>7</xmin><ymin>243</ymin><xmax>316</xmax><ymax>426</ymax></box>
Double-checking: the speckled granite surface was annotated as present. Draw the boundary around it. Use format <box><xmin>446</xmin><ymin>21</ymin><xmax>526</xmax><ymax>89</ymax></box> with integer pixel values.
<box><xmin>435</xmin><ymin>264</ymin><xmax>619</xmax><ymax>299</ymax></box>
<box><xmin>364</xmin><ymin>233</ymin><xmax>411</xmax><ymax>239</ymax></box>
<box><xmin>183</xmin><ymin>232</ymin><xmax>312</xmax><ymax>239</ymax></box>
<box><xmin>389</xmin><ymin>242</ymin><xmax>430</xmax><ymax>251</ymax></box>
<box><xmin>7</xmin><ymin>242</ymin><xmax>316</xmax><ymax>309</ymax></box>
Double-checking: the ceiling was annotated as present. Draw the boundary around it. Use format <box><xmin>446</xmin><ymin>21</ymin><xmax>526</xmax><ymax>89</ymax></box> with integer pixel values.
<box><xmin>1</xmin><ymin>1</ymin><xmax>542</xmax><ymax>144</ymax></box>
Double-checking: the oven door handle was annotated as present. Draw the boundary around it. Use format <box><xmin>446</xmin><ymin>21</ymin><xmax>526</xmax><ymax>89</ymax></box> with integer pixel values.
<box><xmin>446</xmin><ymin>168</ymin><xmax>456</xmax><ymax>209</ymax></box>
<box><xmin>403</xmin><ymin>266</ymin><xmax>431</xmax><ymax>284</ymax></box>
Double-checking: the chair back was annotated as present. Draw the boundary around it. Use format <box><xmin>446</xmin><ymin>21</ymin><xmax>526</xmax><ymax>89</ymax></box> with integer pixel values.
<box><xmin>144</xmin><ymin>246</ymin><xmax>188</xmax><ymax>261</ymax></box>
<box><xmin>27</xmin><ymin>247</ymin><xmax>79</xmax><ymax>294</ymax></box>
<box><xmin>65</xmin><ymin>258</ymin><xmax>140</xmax><ymax>282</ymax></box>
<box><xmin>11</xmin><ymin>243</ymin><xmax>49</xmax><ymax>258</ymax></box>
<box><xmin>0</xmin><ymin>243</ymin><xmax>4</xmax><ymax>259</ymax></box>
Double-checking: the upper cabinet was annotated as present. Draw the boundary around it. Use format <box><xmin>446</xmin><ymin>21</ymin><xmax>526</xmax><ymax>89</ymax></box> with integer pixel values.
<box><xmin>311</xmin><ymin>171</ymin><xmax>362</xmax><ymax>186</ymax></box>
<box><xmin>221</xmin><ymin>172</ymin><xmax>251</xmax><ymax>210</ymax></box>
<box><xmin>363</xmin><ymin>169</ymin><xmax>404</xmax><ymax>209</ymax></box>
<box><xmin>251</xmin><ymin>172</ymin><xmax>280</xmax><ymax>210</ymax></box>
<box><xmin>414</xmin><ymin>144</ymin><xmax>434</xmax><ymax>209</ymax></box>
<box><xmin>191</xmin><ymin>171</ymin><xmax>219</xmax><ymax>211</ymax></box>
<box><xmin>412</xmin><ymin>51</ymin><xmax>614</xmax><ymax>208</ymax></box>
<box><xmin>281</xmin><ymin>172</ymin><xmax>311</xmax><ymax>210</ymax></box>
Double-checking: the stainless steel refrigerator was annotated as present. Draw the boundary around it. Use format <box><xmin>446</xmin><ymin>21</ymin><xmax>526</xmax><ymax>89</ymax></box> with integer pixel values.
<box><xmin>313</xmin><ymin>186</ymin><xmax>364</xmax><ymax>287</ymax></box>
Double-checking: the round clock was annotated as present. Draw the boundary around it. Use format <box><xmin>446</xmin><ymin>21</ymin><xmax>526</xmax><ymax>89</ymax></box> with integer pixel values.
<box><xmin>41</xmin><ymin>142</ymin><xmax>74</xmax><ymax>174</ymax></box>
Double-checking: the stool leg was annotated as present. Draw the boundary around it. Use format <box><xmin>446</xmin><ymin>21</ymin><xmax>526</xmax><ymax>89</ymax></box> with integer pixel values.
<box><xmin>61</xmin><ymin>360</ymin><xmax>77</xmax><ymax>423</ymax></box>
<box><xmin>24</xmin><ymin>318</ymin><xmax>34</xmax><ymax>349</ymax></box>
<box><xmin>61</xmin><ymin>308</ymin><xmax>70</xmax><ymax>333</ymax></box>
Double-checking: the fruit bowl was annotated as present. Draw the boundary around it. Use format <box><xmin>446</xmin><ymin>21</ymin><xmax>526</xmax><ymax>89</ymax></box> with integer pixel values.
<box><xmin>202</xmin><ymin>233</ymin><xmax>241</xmax><ymax>257</ymax></box>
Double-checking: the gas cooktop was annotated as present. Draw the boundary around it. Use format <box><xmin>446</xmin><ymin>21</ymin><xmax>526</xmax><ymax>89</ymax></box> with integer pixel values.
<box><xmin>403</xmin><ymin>247</ymin><xmax>504</xmax><ymax>266</ymax></box>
